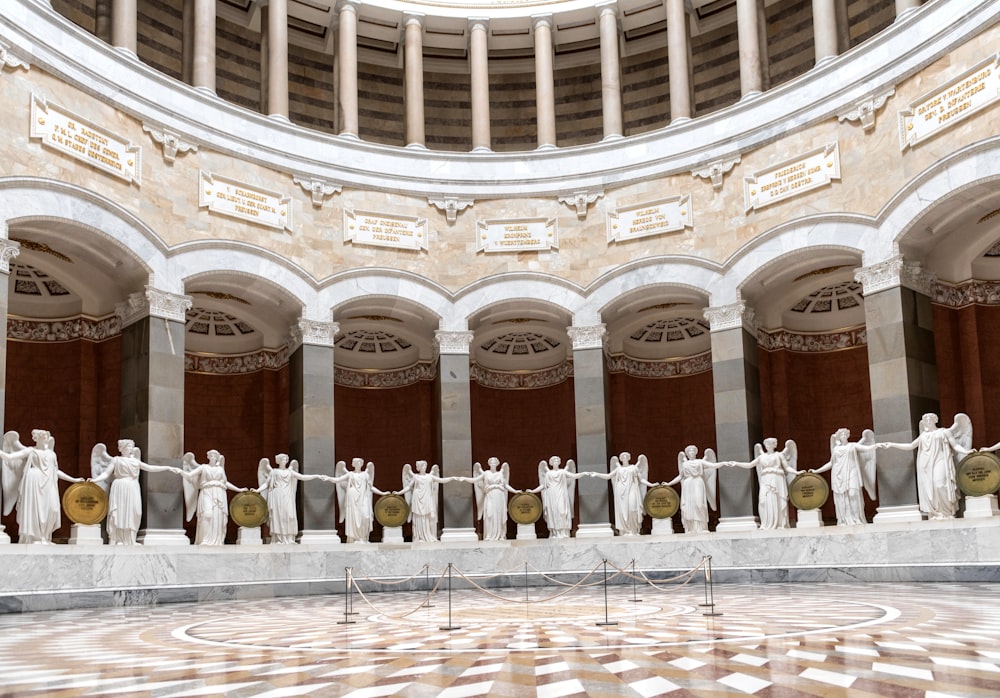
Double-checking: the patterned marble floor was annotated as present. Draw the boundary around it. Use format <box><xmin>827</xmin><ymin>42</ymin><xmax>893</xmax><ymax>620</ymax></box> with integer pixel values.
<box><xmin>1</xmin><ymin>581</ymin><xmax>998</xmax><ymax>697</ymax></box>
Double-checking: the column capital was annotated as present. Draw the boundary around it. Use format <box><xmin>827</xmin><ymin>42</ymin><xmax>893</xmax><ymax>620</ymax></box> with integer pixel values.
<box><xmin>595</xmin><ymin>1</ymin><xmax>619</xmax><ymax>19</ymax></box>
<box><xmin>116</xmin><ymin>286</ymin><xmax>192</xmax><ymax>327</ymax></box>
<box><xmin>854</xmin><ymin>255</ymin><xmax>936</xmax><ymax>296</ymax></box>
<box><xmin>468</xmin><ymin>16</ymin><xmax>490</xmax><ymax>33</ymax></box>
<box><xmin>704</xmin><ymin>300</ymin><xmax>756</xmax><ymax>333</ymax></box>
<box><xmin>403</xmin><ymin>11</ymin><xmax>425</xmax><ymax>28</ymax></box>
<box><xmin>335</xmin><ymin>0</ymin><xmax>360</xmax><ymax>16</ymax></box>
<box><xmin>531</xmin><ymin>13</ymin><xmax>554</xmax><ymax>32</ymax></box>
<box><xmin>291</xmin><ymin>319</ymin><xmax>339</xmax><ymax>348</ymax></box>
<box><xmin>567</xmin><ymin>324</ymin><xmax>607</xmax><ymax>351</ymax></box>
<box><xmin>0</xmin><ymin>238</ymin><xmax>20</xmax><ymax>274</ymax></box>
<box><xmin>435</xmin><ymin>330</ymin><xmax>474</xmax><ymax>355</ymax></box>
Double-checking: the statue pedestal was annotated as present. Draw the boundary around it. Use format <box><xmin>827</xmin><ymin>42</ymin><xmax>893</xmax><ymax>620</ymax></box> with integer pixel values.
<box><xmin>872</xmin><ymin>504</ymin><xmax>922</xmax><ymax>524</ymax></box>
<box><xmin>237</xmin><ymin>527</ymin><xmax>263</xmax><ymax>545</ymax></box>
<box><xmin>574</xmin><ymin>522</ymin><xmax>615</xmax><ymax>539</ymax></box>
<box><xmin>650</xmin><ymin>518</ymin><xmax>674</xmax><ymax>535</ymax></box>
<box><xmin>137</xmin><ymin>528</ymin><xmax>191</xmax><ymax>545</ymax></box>
<box><xmin>963</xmin><ymin>494</ymin><xmax>999</xmax><ymax>519</ymax></box>
<box><xmin>715</xmin><ymin>516</ymin><xmax>759</xmax><ymax>532</ymax></box>
<box><xmin>68</xmin><ymin>524</ymin><xmax>104</xmax><ymax>546</ymax></box>
<box><xmin>382</xmin><ymin>526</ymin><xmax>404</xmax><ymax>543</ymax></box>
<box><xmin>298</xmin><ymin>530</ymin><xmax>341</xmax><ymax>545</ymax></box>
<box><xmin>0</xmin><ymin>524</ymin><xmax>10</xmax><ymax>544</ymax></box>
<box><xmin>516</xmin><ymin>523</ymin><xmax>537</xmax><ymax>540</ymax></box>
<box><xmin>795</xmin><ymin>509</ymin><xmax>824</xmax><ymax>528</ymax></box>
<box><xmin>440</xmin><ymin>527</ymin><xmax>479</xmax><ymax>543</ymax></box>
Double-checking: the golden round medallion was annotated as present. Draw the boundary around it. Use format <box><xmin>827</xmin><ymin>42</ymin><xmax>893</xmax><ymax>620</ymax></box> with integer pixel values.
<box><xmin>62</xmin><ymin>481</ymin><xmax>109</xmax><ymax>525</ymax></box>
<box><xmin>229</xmin><ymin>490</ymin><xmax>268</xmax><ymax>528</ymax></box>
<box><xmin>957</xmin><ymin>452</ymin><xmax>1000</xmax><ymax>497</ymax></box>
<box><xmin>643</xmin><ymin>485</ymin><xmax>679</xmax><ymax>519</ymax></box>
<box><xmin>508</xmin><ymin>491</ymin><xmax>542</xmax><ymax>525</ymax></box>
<box><xmin>374</xmin><ymin>494</ymin><xmax>410</xmax><ymax>528</ymax></box>
<box><xmin>789</xmin><ymin>472</ymin><xmax>830</xmax><ymax>511</ymax></box>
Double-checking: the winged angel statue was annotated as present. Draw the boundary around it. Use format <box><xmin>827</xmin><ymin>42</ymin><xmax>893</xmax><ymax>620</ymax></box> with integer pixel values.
<box><xmin>666</xmin><ymin>446</ymin><xmax>721</xmax><ymax>534</ymax></box>
<box><xmin>258</xmin><ymin>454</ymin><xmax>331</xmax><ymax>544</ymax></box>
<box><xmin>467</xmin><ymin>457</ymin><xmax>517</xmax><ymax>541</ymax></box>
<box><xmin>399</xmin><ymin>460</ymin><xmax>454</xmax><ymax>543</ymax></box>
<box><xmin>728</xmin><ymin>438</ymin><xmax>798</xmax><ymax>529</ymax></box>
<box><xmin>529</xmin><ymin>456</ymin><xmax>586</xmax><ymax>538</ymax></box>
<box><xmin>332</xmin><ymin>458</ymin><xmax>385</xmax><ymax>543</ymax></box>
<box><xmin>588</xmin><ymin>451</ymin><xmax>653</xmax><ymax>535</ymax></box>
<box><xmin>178</xmin><ymin>450</ymin><xmax>244</xmax><ymax>545</ymax></box>
<box><xmin>1</xmin><ymin>429</ymin><xmax>81</xmax><ymax>543</ymax></box>
<box><xmin>811</xmin><ymin>428</ymin><xmax>879</xmax><ymax>525</ymax></box>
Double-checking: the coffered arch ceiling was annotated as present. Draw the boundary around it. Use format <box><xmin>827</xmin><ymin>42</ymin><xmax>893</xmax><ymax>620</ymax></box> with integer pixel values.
<box><xmin>334</xmin><ymin>296</ymin><xmax>439</xmax><ymax>370</ymax></box>
<box><xmin>602</xmin><ymin>287</ymin><xmax>711</xmax><ymax>359</ymax></box>
<box><xmin>469</xmin><ymin>300</ymin><xmax>571</xmax><ymax>372</ymax></box>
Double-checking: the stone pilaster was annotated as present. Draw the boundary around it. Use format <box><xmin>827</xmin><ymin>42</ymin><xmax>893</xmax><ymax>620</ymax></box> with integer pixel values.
<box><xmin>436</xmin><ymin>330</ymin><xmax>478</xmax><ymax>541</ymax></box>
<box><xmin>666</xmin><ymin>0</ymin><xmax>692</xmax><ymax>121</ymax></box>
<box><xmin>704</xmin><ymin>300</ymin><xmax>761</xmax><ymax>531</ymax></box>
<box><xmin>336</xmin><ymin>0</ymin><xmax>360</xmax><ymax>138</ymax></box>
<box><xmin>192</xmin><ymin>0</ymin><xmax>216</xmax><ymax>92</ymax></box>
<box><xmin>812</xmin><ymin>0</ymin><xmax>839</xmax><ymax>65</ymax></box>
<box><xmin>111</xmin><ymin>0</ymin><xmax>137</xmax><ymax>55</ymax></box>
<box><xmin>532</xmin><ymin>14</ymin><xmax>556</xmax><ymax>149</ymax></box>
<box><xmin>289</xmin><ymin>319</ymin><xmax>340</xmax><ymax>543</ymax></box>
<box><xmin>855</xmin><ymin>255</ymin><xmax>937</xmax><ymax>522</ymax></box>
<box><xmin>567</xmin><ymin>324</ymin><xmax>614</xmax><ymax>538</ymax></box>
<box><xmin>116</xmin><ymin>286</ymin><xmax>192</xmax><ymax>545</ymax></box>
<box><xmin>264</xmin><ymin>0</ymin><xmax>289</xmax><ymax>119</ymax></box>
<box><xmin>0</xmin><ymin>237</ymin><xmax>18</xmax><ymax>544</ymax></box>
<box><xmin>469</xmin><ymin>18</ymin><xmax>491</xmax><ymax>152</ymax></box>
<box><xmin>403</xmin><ymin>12</ymin><xmax>426</xmax><ymax>148</ymax></box>
<box><xmin>736</xmin><ymin>0</ymin><xmax>764</xmax><ymax>97</ymax></box>
<box><xmin>596</xmin><ymin>2</ymin><xmax>622</xmax><ymax>140</ymax></box>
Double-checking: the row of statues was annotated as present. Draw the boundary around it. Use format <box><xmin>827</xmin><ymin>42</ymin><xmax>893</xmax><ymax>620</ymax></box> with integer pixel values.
<box><xmin>0</xmin><ymin>412</ymin><xmax>994</xmax><ymax>544</ymax></box>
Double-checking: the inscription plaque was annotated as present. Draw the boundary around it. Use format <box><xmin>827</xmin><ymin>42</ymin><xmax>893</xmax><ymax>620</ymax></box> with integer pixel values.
<box><xmin>477</xmin><ymin>218</ymin><xmax>556</xmax><ymax>253</ymax></box>
<box><xmin>744</xmin><ymin>143</ymin><xmax>841</xmax><ymax>211</ymax></box>
<box><xmin>607</xmin><ymin>196</ymin><xmax>692</xmax><ymax>243</ymax></box>
<box><xmin>200</xmin><ymin>171</ymin><xmax>292</xmax><ymax>231</ymax></box>
<box><xmin>643</xmin><ymin>485</ymin><xmax>679</xmax><ymax>519</ymax></box>
<box><xmin>789</xmin><ymin>472</ymin><xmax>830</xmax><ymax>511</ymax></box>
<box><xmin>345</xmin><ymin>209</ymin><xmax>428</xmax><ymax>251</ymax></box>
<box><xmin>957</xmin><ymin>452</ymin><xmax>1000</xmax><ymax>497</ymax></box>
<box><xmin>508</xmin><ymin>492</ymin><xmax>542</xmax><ymax>525</ymax></box>
<box><xmin>374</xmin><ymin>493</ymin><xmax>410</xmax><ymax>528</ymax></box>
<box><xmin>229</xmin><ymin>490</ymin><xmax>268</xmax><ymax>528</ymax></box>
<box><xmin>62</xmin><ymin>481</ymin><xmax>108</xmax><ymax>525</ymax></box>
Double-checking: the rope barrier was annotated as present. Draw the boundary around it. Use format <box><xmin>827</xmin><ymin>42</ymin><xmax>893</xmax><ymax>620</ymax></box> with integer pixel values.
<box><xmin>348</xmin><ymin>565</ymin><xmax>449</xmax><ymax>620</ymax></box>
<box><xmin>350</xmin><ymin>564</ymin><xmax>430</xmax><ymax>586</ymax></box>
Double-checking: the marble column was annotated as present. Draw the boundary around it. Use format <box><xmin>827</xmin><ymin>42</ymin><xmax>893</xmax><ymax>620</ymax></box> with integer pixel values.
<box><xmin>736</xmin><ymin>0</ymin><xmax>764</xmax><ymax>97</ymax></box>
<box><xmin>812</xmin><ymin>0</ymin><xmax>839</xmax><ymax>65</ymax></box>
<box><xmin>288</xmin><ymin>319</ymin><xmax>340</xmax><ymax>544</ymax></box>
<box><xmin>835</xmin><ymin>0</ymin><xmax>850</xmax><ymax>54</ymax></box>
<box><xmin>95</xmin><ymin>0</ymin><xmax>112</xmax><ymax>43</ymax></box>
<box><xmin>182</xmin><ymin>0</ymin><xmax>194</xmax><ymax>85</ymax></box>
<box><xmin>337</xmin><ymin>0</ymin><xmax>360</xmax><ymax>138</ymax></box>
<box><xmin>895</xmin><ymin>0</ymin><xmax>923</xmax><ymax>19</ymax></box>
<box><xmin>567</xmin><ymin>325</ymin><xmax>614</xmax><ymax>538</ymax></box>
<box><xmin>264</xmin><ymin>0</ymin><xmax>289</xmax><ymax>119</ymax></box>
<box><xmin>404</xmin><ymin>13</ymin><xmax>426</xmax><ymax>148</ymax></box>
<box><xmin>596</xmin><ymin>2</ymin><xmax>623</xmax><ymax>140</ymax></box>
<box><xmin>111</xmin><ymin>0</ymin><xmax>136</xmax><ymax>54</ymax></box>
<box><xmin>436</xmin><ymin>330</ymin><xmax>478</xmax><ymax>542</ymax></box>
<box><xmin>666</xmin><ymin>0</ymin><xmax>692</xmax><ymax>122</ymax></box>
<box><xmin>0</xmin><ymin>237</ymin><xmax>19</xmax><ymax>545</ymax></box>
<box><xmin>192</xmin><ymin>0</ymin><xmax>216</xmax><ymax>92</ymax></box>
<box><xmin>469</xmin><ymin>18</ymin><xmax>491</xmax><ymax>152</ymax></box>
<box><xmin>855</xmin><ymin>256</ymin><xmax>937</xmax><ymax>523</ymax></box>
<box><xmin>116</xmin><ymin>287</ymin><xmax>192</xmax><ymax>545</ymax></box>
<box><xmin>704</xmin><ymin>301</ymin><xmax>762</xmax><ymax>531</ymax></box>
<box><xmin>532</xmin><ymin>14</ymin><xmax>557</xmax><ymax>150</ymax></box>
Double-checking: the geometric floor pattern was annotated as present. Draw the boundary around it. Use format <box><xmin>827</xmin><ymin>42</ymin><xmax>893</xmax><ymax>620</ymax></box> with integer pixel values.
<box><xmin>1</xmin><ymin>582</ymin><xmax>999</xmax><ymax>696</ymax></box>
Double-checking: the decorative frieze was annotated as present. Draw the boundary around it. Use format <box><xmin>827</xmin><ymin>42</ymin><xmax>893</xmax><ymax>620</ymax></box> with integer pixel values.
<box><xmin>692</xmin><ymin>156</ymin><xmax>740</xmax><ymax>191</ymax></box>
<box><xmin>200</xmin><ymin>171</ymin><xmax>292</xmax><ymax>231</ymax></box>
<box><xmin>31</xmin><ymin>94</ymin><xmax>141</xmax><ymax>185</ymax></box>
<box><xmin>757</xmin><ymin>327</ymin><xmax>867</xmax><ymax>353</ymax></box>
<box><xmin>933</xmin><ymin>279</ymin><xmax>1000</xmax><ymax>308</ymax></box>
<box><xmin>435</xmin><ymin>330</ymin><xmax>474</xmax><ymax>355</ymax></box>
<box><xmin>6</xmin><ymin>315</ymin><xmax>120</xmax><ymax>342</ymax></box>
<box><xmin>186</xmin><ymin>347</ymin><xmax>290</xmax><ymax>374</ymax></box>
<box><xmin>116</xmin><ymin>287</ymin><xmax>192</xmax><ymax>327</ymax></box>
<box><xmin>471</xmin><ymin>361</ymin><xmax>573</xmax><ymax>389</ymax></box>
<box><xmin>838</xmin><ymin>89</ymin><xmax>894</xmax><ymax>132</ymax></box>
<box><xmin>294</xmin><ymin>175</ymin><xmax>342</xmax><ymax>208</ymax></box>
<box><xmin>854</xmin><ymin>255</ymin><xmax>936</xmax><ymax>296</ymax></box>
<box><xmin>477</xmin><ymin>217</ymin><xmax>557</xmax><ymax>253</ymax></box>
<box><xmin>428</xmin><ymin>197</ymin><xmax>473</xmax><ymax>225</ymax></box>
<box><xmin>899</xmin><ymin>54</ymin><xmax>999</xmax><ymax>150</ymax></box>
<box><xmin>607</xmin><ymin>195</ymin><xmax>692</xmax><ymax>243</ymax></box>
<box><xmin>703</xmin><ymin>301</ymin><xmax>756</xmax><ymax>333</ymax></box>
<box><xmin>290</xmin><ymin>319</ymin><xmax>339</xmax><ymax>348</ymax></box>
<box><xmin>345</xmin><ymin>209</ymin><xmax>428</xmax><ymax>251</ymax></box>
<box><xmin>566</xmin><ymin>324</ymin><xmax>606</xmax><ymax>351</ymax></box>
<box><xmin>606</xmin><ymin>352</ymin><xmax>712</xmax><ymax>378</ymax></box>
<box><xmin>0</xmin><ymin>39</ymin><xmax>29</xmax><ymax>72</ymax></box>
<box><xmin>743</xmin><ymin>142</ymin><xmax>840</xmax><ymax>212</ymax></box>
<box><xmin>0</xmin><ymin>239</ymin><xmax>20</xmax><ymax>274</ymax></box>
<box><xmin>142</xmin><ymin>123</ymin><xmax>197</xmax><ymax>164</ymax></box>
<box><xmin>335</xmin><ymin>361</ymin><xmax>437</xmax><ymax>388</ymax></box>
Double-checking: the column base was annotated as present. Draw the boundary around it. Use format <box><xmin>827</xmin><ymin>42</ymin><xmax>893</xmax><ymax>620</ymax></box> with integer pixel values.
<box><xmin>574</xmin><ymin>522</ymin><xmax>615</xmax><ymax>539</ymax></box>
<box><xmin>963</xmin><ymin>494</ymin><xmax>999</xmax><ymax>519</ymax></box>
<box><xmin>267</xmin><ymin>113</ymin><xmax>291</xmax><ymax>123</ymax></box>
<box><xmin>471</xmin><ymin>146</ymin><xmax>493</xmax><ymax>153</ymax></box>
<box><xmin>137</xmin><ymin>528</ymin><xmax>191</xmax><ymax>545</ymax></box>
<box><xmin>715</xmin><ymin>516</ymin><xmax>759</xmax><ymax>532</ymax></box>
<box><xmin>515</xmin><ymin>523</ymin><xmax>537</xmax><ymax>540</ymax></box>
<box><xmin>405</xmin><ymin>142</ymin><xmax>428</xmax><ymax>150</ymax></box>
<box><xmin>650</xmin><ymin>518</ymin><xmax>675</xmax><ymax>536</ymax></box>
<box><xmin>440</xmin><ymin>527</ymin><xmax>479</xmax><ymax>543</ymax></box>
<box><xmin>298</xmin><ymin>530</ymin><xmax>342</xmax><ymax>545</ymax></box>
<box><xmin>382</xmin><ymin>527</ymin><xmax>405</xmax><ymax>543</ymax></box>
<box><xmin>0</xmin><ymin>525</ymin><xmax>9</xmax><ymax>544</ymax></box>
<box><xmin>795</xmin><ymin>509</ymin><xmax>825</xmax><ymax>529</ymax></box>
<box><xmin>872</xmin><ymin>504</ymin><xmax>923</xmax><ymax>523</ymax></box>
<box><xmin>68</xmin><ymin>524</ymin><xmax>104</xmax><ymax>546</ymax></box>
<box><xmin>236</xmin><ymin>527</ymin><xmax>263</xmax><ymax>545</ymax></box>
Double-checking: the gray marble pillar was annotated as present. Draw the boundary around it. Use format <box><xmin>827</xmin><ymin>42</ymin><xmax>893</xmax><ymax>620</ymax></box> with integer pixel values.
<box><xmin>855</xmin><ymin>256</ymin><xmax>938</xmax><ymax>523</ymax></box>
<box><xmin>596</xmin><ymin>2</ymin><xmax>623</xmax><ymax>140</ymax></box>
<box><xmin>111</xmin><ymin>0</ymin><xmax>137</xmax><ymax>55</ymax></box>
<box><xmin>736</xmin><ymin>0</ymin><xmax>764</xmax><ymax>97</ymax></box>
<box><xmin>704</xmin><ymin>301</ymin><xmax>762</xmax><ymax>531</ymax></box>
<box><xmin>192</xmin><ymin>0</ymin><xmax>216</xmax><ymax>92</ymax></box>
<box><xmin>532</xmin><ymin>14</ymin><xmax>557</xmax><ymax>149</ymax></box>
<box><xmin>288</xmin><ymin>319</ymin><xmax>340</xmax><ymax>544</ymax></box>
<box><xmin>469</xmin><ymin>18</ymin><xmax>491</xmax><ymax>152</ymax></box>
<box><xmin>666</xmin><ymin>0</ymin><xmax>692</xmax><ymax>122</ymax></box>
<box><xmin>812</xmin><ymin>0</ymin><xmax>839</xmax><ymax>65</ymax></box>
<box><xmin>0</xmin><ymin>237</ymin><xmax>19</xmax><ymax>545</ymax></box>
<box><xmin>404</xmin><ymin>13</ymin><xmax>426</xmax><ymax>148</ymax></box>
<box><xmin>567</xmin><ymin>325</ymin><xmax>614</xmax><ymax>538</ymax></box>
<box><xmin>337</xmin><ymin>0</ymin><xmax>360</xmax><ymax>138</ymax></box>
<box><xmin>116</xmin><ymin>287</ymin><xmax>192</xmax><ymax>545</ymax></box>
<box><xmin>436</xmin><ymin>330</ymin><xmax>478</xmax><ymax>542</ymax></box>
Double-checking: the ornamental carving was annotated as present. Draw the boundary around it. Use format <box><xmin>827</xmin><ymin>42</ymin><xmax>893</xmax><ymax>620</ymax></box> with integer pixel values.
<box><xmin>692</xmin><ymin>156</ymin><xmax>741</xmax><ymax>191</ymax></box>
<box><xmin>837</xmin><ymin>89</ymin><xmax>894</xmax><ymax>132</ymax></box>
<box><xmin>428</xmin><ymin>197</ymin><xmax>473</xmax><ymax>225</ymax></box>
<box><xmin>6</xmin><ymin>315</ymin><xmax>120</xmax><ymax>342</ymax></box>
<box><xmin>854</xmin><ymin>256</ymin><xmax>936</xmax><ymax>296</ymax></box>
<box><xmin>0</xmin><ymin>40</ymin><xmax>29</xmax><ymax>72</ymax></box>
<box><xmin>557</xmin><ymin>190</ymin><xmax>603</xmax><ymax>219</ymax></box>
<box><xmin>933</xmin><ymin>280</ymin><xmax>1000</xmax><ymax>308</ymax></box>
<box><xmin>606</xmin><ymin>352</ymin><xmax>712</xmax><ymax>378</ymax></box>
<box><xmin>757</xmin><ymin>327</ymin><xmax>867</xmax><ymax>353</ymax></box>
<box><xmin>294</xmin><ymin>175</ymin><xmax>342</xmax><ymax>208</ymax></box>
<box><xmin>115</xmin><ymin>292</ymin><xmax>146</xmax><ymax>328</ymax></box>
<box><xmin>435</xmin><ymin>330</ymin><xmax>474</xmax><ymax>354</ymax></box>
<box><xmin>147</xmin><ymin>287</ymin><xmax>193</xmax><ymax>322</ymax></box>
<box><xmin>471</xmin><ymin>361</ymin><xmax>573</xmax><ymax>389</ymax></box>
<box><xmin>291</xmin><ymin>319</ymin><xmax>339</xmax><ymax>348</ymax></box>
<box><xmin>703</xmin><ymin>301</ymin><xmax>755</xmax><ymax>332</ymax></box>
<box><xmin>0</xmin><ymin>239</ymin><xmax>20</xmax><ymax>274</ymax></box>
<box><xmin>186</xmin><ymin>346</ymin><xmax>290</xmax><ymax>374</ymax></box>
<box><xmin>142</xmin><ymin>123</ymin><xmax>198</xmax><ymax>164</ymax></box>
<box><xmin>335</xmin><ymin>362</ymin><xmax>437</xmax><ymax>388</ymax></box>
<box><xmin>566</xmin><ymin>324</ymin><xmax>606</xmax><ymax>351</ymax></box>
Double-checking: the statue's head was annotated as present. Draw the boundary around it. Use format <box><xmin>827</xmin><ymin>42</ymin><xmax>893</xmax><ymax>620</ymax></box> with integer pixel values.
<box><xmin>620</xmin><ymin>451</ymin><xmax>631</xmax><ymax>464</ymax></box>
<box><xmin>415</xmin><ymin>459</ymin><xmax>428</xmax><ymax>473</ymax></box>
<box><xmin>549</xmin><ymin>456</ymin><xmax>561</xmax><ymax>468</ymax></box>
<box><xmin>764</xmin><ymin>437</ymin><xmax>778</xmax><ymax>451</ymax></box>
<box><xmin>352</xmin><ymin>457</ymin><xmax>364</xmax><ymax>470</ymax></box>
<box><xmin>921</xmin><ymin>413</ymin><xmax>939</xmax><ymax>431</ymax></box>
<box><xmin>835</xmin><ymin>428</ymin><xmax>850</xmax><ymax>443</ymax></box>
<box><xmin>488</xmin><ymin>456</ymin><xmax>500</xmax><ymax>469</ymax></box>
<box><xmin>118</xmin><ymin>438</ymin><xmax>135</xmax><ymax>456</ymax></box>
<box><xmin>207</xmin><ymin>449</ymin><xmax>221</xmax><ymax>465</ymax></box>
<box><xmin>276</xmin><ymin>453</ymin><xmax>289</xmax><ymax>467</ymax></box>
<box><xmin>684</xmin><ymin>445</ymin><xmax>698</xmax><ymax>459</ymax></box>
<box><xmin>31</xmin><ymin>429</ymin><xmax>50</xmax><ymax>446</ymax></box>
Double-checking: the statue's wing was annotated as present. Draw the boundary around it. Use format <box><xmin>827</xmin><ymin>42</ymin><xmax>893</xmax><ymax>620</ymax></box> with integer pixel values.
<box><xmin>830</xmin><ymin>432</ymin><xmax>839</xmax><ymax>462</ymax></box>
<box><xmin>950</xmin><ymin>413</ymin><xmax>973</xmax><ymax>452</ymax></box>
<box><xmin>705</xmin><ymin>449</ymin><xmax>719</xmax><ymax>512</ymax></box>
<box><xmin>637</xmin><ymin>454</ymin><xmax>649</xmax><ymax>499</ymax></box>
<box><xmin>677</xmin><ymin>450</ymin><xmax>686</xmax><ymax>468</ymax></box>
<box><xmin>289</xmin><ymin>459</ymin><xmax>300</xmax><ymax>501</ymax></box>
<box><xmin>402</xmin><ymin>463</ymin><xmax>415</xmax><ymax>512</ymax></box>
<box><xmin>753</xmin><ymin>443</ymin><xmax>764</xmax><ymax>481</ymax></box>
<box><xmin>538</xmin><ymin>460</ymin><xmax>548</xmax><ymax>489</ymax></box>
<box><xmin>90</xmin><ymin>443</ymin><xmax>113</xmax><ymax>493</ymax></box>
<box><xmin>501</xmin><ymin>461</ymin><xmax>510</xmax><ymax>487</ymax></box>
<box><xmin>365</xmin><ymin>461</ymin><xmax>375</xmax><ymax>494</ymax></box>
<box><xmin>566</xmin><ymin>459</ymin><xmax>577</xmax><ymax>511</ymax></box>
<box><xmin>472</xmin><ymin>462</ymin><xmax>484</xmax><ymax>520</ymax></box>
<box><xmin>133</xmin><ymin>446</ymin><xmax>141</xmax><ymax>462</ymax></box>
<box><xmin>335</xmin><ymin>461</ymin><xmax>347</xmax><ymax>523</ymax></box>
<box><xmin>257</xmin><ymin>458</ymin><xmax>272</xmax><ymax>499</ymax></box>
<box><xmin>704</xmin><ymin>448</ymin><xmax>717</xmax><ymax>464</ymax></box>
<box><xmin>1</xmin><ymin>431</ymin><xmax>27</xmax><ymax>516</ymax></box>
<box><xmin>783</xmin><ymin>440</ymin><xmax>799</xmax><ymax>484</ymax></box>
<box><xmin>181</xmin><ymin>452</ymin><xmax>198</xmax><ymax>522</ymax></box>
<box><xmin>859</xmin><ymin>429</ymin><xmax>878</xmax><ymax>499</ymax></box>
<box><xmin>290</xmin><ymin>459</ymin><xmax>299</xmax><ymax>474</ymax></box>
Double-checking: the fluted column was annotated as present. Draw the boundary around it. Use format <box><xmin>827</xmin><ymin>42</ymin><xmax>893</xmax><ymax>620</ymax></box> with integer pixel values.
<box><xmin>736</xmin><ymin>0</ymin><xmax>764</xmax><ymax>97</ymax></box>
<box><xmin>895</xmin><ymin>0</ymin><xmax>923</xmax><ymax>20</ymax></box>
<box><xmin>567</xmin><ymin>325</ymin><xmax>614</xmax><ymax>538</ymax></box>
<box><xmin>192</xmin><ymin>0</ymin><xmax>216</xmax><ymax>92</ymax></box>
<box><xmin>117</xmin><ymin>287</ymin><xmax>193</xmax><ymax>545</ymax></box>
<box><xmin>111</xmin><ymin>0</ymin><xmax>137</xmax><ymax>54</ymax></box>
<box><xmin>666</xmin><ymin>0</ymin><xmax>692</xmax><ymax>121</ymax></box>
<box><xmin>855</xmin><ymin>256</ymin><xmax>937</xmax><ymax>523</ymax></box>
<box><xmin>469</xmin><ymin>18</ymin><xmax>491</xmax><ymax>152</ymax></box>
<box><xmin>532</xmin><ymin>14</ymin><xmax>557</xmax><ymax>149</ymax></box>
<box><xmin>436</xmin><ymin>330</ymin><xmax>478</xmax><ymax>542</ymax></box>
<box><xmin>264</xmin><ymin>0</ymin><xmax>289</xmax><ymax>119</ymax></box>
<box><xmin>337</xmin><ymin>0</ymin><xmax>360</xmax><ymax>138</ymax></box>
<box><xmin>704</xmin><ymin>301</ymin><xmax>762</xmax><ymax>531</ymax></box>
<box><xmin>404</xmin><ymin>13</ymin><xmax>426</xmax><ymax>148</ymax></box>
<box><xmin>290</xmin><ymin>319</ymin><xmax>340</xmax><ymax>544</ymax></box>
<box><xmin>597</xmin><ymin>2</ymin><xmax>623</xmax><ymax>140</ymax></box>
<box><xmin>812</xmin><ymin>0</ymin><xmax>839</xmax><ymax>65</ymax></box>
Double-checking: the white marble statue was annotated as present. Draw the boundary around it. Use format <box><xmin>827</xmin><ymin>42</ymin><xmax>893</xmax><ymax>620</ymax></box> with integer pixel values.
<box><xmin>810</xmin><ymin>428</ymin><xmax>878</xmax><ymax>526</ymax></box>
<box><xmin>91</xmin><ymin>439</ymin><xmax>182</xmax><ymax>545</ymax></box>
<box><xmin>463</xmin><ymin>457</ymin><xmax>517</xmax><ymax>541</ymax></box>
<box><xmin>528</xmin><ymin>456</ymin><xmax>586</xmax><ymax>539</ymax></box>
<box><xmin>257</xmin><ymin>454</ymin><xmax>329</xmax><ymax>544</ymax></box>
<box><xmin>666</xmin><ymin>446</ymin><xmax>720</xmax><ymax>534</ymax></box>
<box><xmin>332</xmin><ymin>458</ymin><xmax>386</xmax><ymax>543</ymax></box>
<box><xmin>587</xmin><ymin>451</ymin><xmax>654</xmax><ymax>536</ymax></box>
<box><xmin>881</xmin><ymin>413</ymin><xmax>973</xmax><ymax>520</ymax></box>
<box><xmin>397</xmin><ymin>460</ymin><xmax>455</xmax><ymax>543</ymax></box>
<box><xmin>727</xmin><ymin>438</ymin><xmax>798</xmax><ymax>530</ymax></box>
<box><xmin>179</xmin><ymin>450</ymin><xmax>246</xmax><ymax>545</ymax></box>
<box><xmin>0</xmin><ymin>429</ymin><xmax>83</xmax><ymax>544</ymax></box>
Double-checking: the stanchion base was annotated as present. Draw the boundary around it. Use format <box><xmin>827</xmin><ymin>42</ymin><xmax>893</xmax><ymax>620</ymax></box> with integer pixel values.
<box><xmin>630</xmin><ymin>598</ymin><xmax>643</xmax><ymax>603</ymax></box>
<box><xmin>439</xmin><ymin>625</ymin><xmax>461</xmax><ymax>631</ymax></box>
<box><xmin>336</xmin><ymin>620</ymin><xmax>357</xmax><ymax>625</ymax></box>
<box><xmin>596</xmin><ymin>621</ymin><xmax>619</xmax><ymax>627</ymax></box>
<box><xmin>703</xmin><ymin>612</ymin><xmax>724</xmax><ymax>616</ymax></box>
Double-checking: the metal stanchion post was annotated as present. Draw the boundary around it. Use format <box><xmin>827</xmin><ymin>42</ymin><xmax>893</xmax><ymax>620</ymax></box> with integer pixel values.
<box><xmin>338</xmin><ymin>567</ymin><xmax>357</xmax><ymax>625</ymax></box>
<box><xmin>440</xmin><ymin>562</ymin><xmax>461</xmax><ymax>631</ymax></box>
<box><xmin>596</xmin><ymin>559</ymin><xmax>618</xmax><ymax>627</ymax></box>
<box><xmin>422</xmin><ymin>564</ymin><xmax>433</xmax><ymax>608</ymax></box>
<box><xmin>702</xmin><ymin>555</ymin><xmax>723</xmax><ymax>617</ymax></box>
<box><xmin>630</xmin><ymin>559</ymin><xmax>642</xmax><ymax>603</ymax></box>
